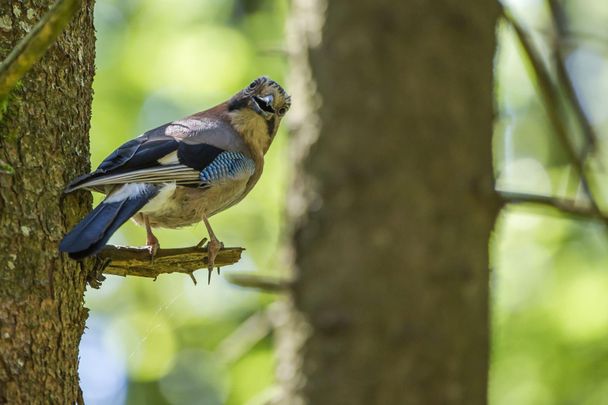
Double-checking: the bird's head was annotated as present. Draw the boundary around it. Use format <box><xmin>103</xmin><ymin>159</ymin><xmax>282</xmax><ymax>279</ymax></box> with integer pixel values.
<box><xmin>227</xmin><ymin>76</ymin><xmax>291</xmax><ymax>154</ymax></box>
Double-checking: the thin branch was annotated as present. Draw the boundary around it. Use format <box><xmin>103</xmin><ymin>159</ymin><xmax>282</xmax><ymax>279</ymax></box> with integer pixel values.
<box><xmin>97</xmin><ymin>244</ymin><xmax>244</xmax><ymax>280</ymax></box>
<box><xmin>521</xmin><ymin>26</ymin><xmax>608</xmax><ymax>62</ymax></box>
<box><xmin>215</xmin><ymin>311</ymin><xmax>272</xmax><ymax>364</ymax></box>
<box><xmin>227</xmin><ymin>273</ymin><xmax>291</xmax><ymax>292</ymax></box>
<box><xmin>0</xmin><ymin>0</ymin><xmax>82</xmax><ymax>101</ymax></box>
<box><xmin>257</xmin><ymin>45</ymin><xmax>290</xmax><ymax>57</ymax></box>
<box><xmin>503</xmin><ymin>9</ymin><xmax>608</xmax><ymax>227</ymax></box>
<box><xmin>547</xmin><ymin>0</ymin><xmax>599</xmax><ymax>156</ymax></box>
<box><xmin>568</xmin><ymin>31</ymin><xmax>608</xmax><ymax>49</ymax></box>
<box><xmin>498</xmin><ymin>190</ymin><xmax>608</xmax><ymax>221</ymax></box>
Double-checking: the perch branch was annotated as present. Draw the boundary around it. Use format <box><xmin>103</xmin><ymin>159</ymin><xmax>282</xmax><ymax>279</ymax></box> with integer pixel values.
<box><xmin>97</xmin><ymin>244</ymin><xmax>244</xmax><ymax>280</ymax></box>
<box><xmin>0</xmin><ymin>0</ymin><xmax>82</xmax><ymax>101</ymax></box>
<box><xmin>503</xmin><ymin>9</ymin><xmax>608</xmax><ymax>228</ymax></box>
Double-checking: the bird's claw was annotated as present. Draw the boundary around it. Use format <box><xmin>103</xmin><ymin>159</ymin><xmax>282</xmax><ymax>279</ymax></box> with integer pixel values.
<box><xmin>144</xmin><ymin>215</ymin><xmax>159</xmax><ymax>264</ymax></box>
<box><xmin>196</xmin><ymin>237</ymin><xmax>208</xmax><ymax>249</ymax></box>
<box><xmin>205</xmin><ymin>238</ymin><xmax>223</xmax><ymax>284</ymax></box>
<box><xmin>146</xmin><ymin>241</ymin><xmax>159</xmax><ymax>264</ymax></box>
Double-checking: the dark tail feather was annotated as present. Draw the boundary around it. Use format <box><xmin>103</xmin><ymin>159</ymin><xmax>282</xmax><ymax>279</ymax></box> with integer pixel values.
<box><xmin>60</xmin><ymin>186</ymin><xmax>158</xmax><ymax>259</ymax></box>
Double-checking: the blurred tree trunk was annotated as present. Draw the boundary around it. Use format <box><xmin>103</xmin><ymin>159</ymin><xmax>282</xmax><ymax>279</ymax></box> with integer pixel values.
<box><xmin>277</xmin><ymin>0</ymin><xmax>500</xmax><ymax>404</ymax></box>
<box><xmin>0</xmin><ymin>1</ymin><xmax>95</xmax><ymax>403</ymax></box>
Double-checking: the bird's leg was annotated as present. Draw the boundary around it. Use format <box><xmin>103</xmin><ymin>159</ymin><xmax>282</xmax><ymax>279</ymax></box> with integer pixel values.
<box><xmin>202</xmin><ymin>215</ymin><xmax>224</xmax><ymax>284</ymax></box>
<box><xmin>144</xmin><ymin>215</ymin><xmax>159</xmax><ymax>262</ymax></box>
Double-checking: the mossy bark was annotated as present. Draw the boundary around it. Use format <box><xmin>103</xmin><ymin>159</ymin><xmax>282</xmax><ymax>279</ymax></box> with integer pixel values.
<box><xmin>278</xmin><ymin>0</ymin><xmax>500</xmax><ymax>403</ymax></box>
<box><xmin>0</xmin><ymin>1</ymin><xmax>95</xmax><ymax>402</ymax></box>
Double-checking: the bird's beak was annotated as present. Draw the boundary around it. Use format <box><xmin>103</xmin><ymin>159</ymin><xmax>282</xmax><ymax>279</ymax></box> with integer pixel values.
<box><xmin>251</xmin><ymin>94</ymin><xmax>275</xmax><ymax>118</ymax></box>
<box><xmin>259</xmin><ymin>94</ymin><xmax>273</xmax><ymax>106</ymax></box>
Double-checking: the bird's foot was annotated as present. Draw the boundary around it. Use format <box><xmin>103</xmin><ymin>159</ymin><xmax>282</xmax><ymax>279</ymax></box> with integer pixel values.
<box><xmin>205</xmin><ymin>238</ymin><xmax>224</xmax><ymax>284</ymax></box>
<box><xmin>146</xmin><ymin>235</ymin><xmax>160</xmax><ymax>264</ymax></box>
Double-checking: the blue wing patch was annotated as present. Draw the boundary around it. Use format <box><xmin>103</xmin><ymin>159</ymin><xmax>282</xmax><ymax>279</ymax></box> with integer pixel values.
<box><xmin>199</xmin><ymin>152</ymin><xmax>255</xmax><ymax>185</ymax></box>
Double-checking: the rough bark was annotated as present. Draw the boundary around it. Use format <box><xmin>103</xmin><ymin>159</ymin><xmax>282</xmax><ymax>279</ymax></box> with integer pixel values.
<box><xmin>277</xmin><ymin>0</ymin><xmax>500</xmax><ymax>404</ymax></box>
<box><xmin>0</xmin><ymin>1</ymin><xmax>95</xmax><ymax>403</ymax></box>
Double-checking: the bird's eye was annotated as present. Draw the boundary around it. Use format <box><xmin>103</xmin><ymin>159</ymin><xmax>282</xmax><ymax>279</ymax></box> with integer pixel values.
<box><xmin>248</xmin><ymin>81</ymin><xmax>258</xmax><ymax>90</ymax></box>
<box><xmin>278</xmin><ymin>107</ymin><xmax>287</xmax><ymax>116</ymax></box>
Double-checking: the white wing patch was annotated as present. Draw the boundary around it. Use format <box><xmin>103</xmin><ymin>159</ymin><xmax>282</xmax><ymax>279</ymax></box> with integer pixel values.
<box><xmin>140</xmin><ymin>183</ymin><xmax>177</xmax><ymax>213</ymax></box>
<box><xmin>105</xmin><ymin>183</ymin><xmax>154</xmax><ymax>203</ymax></box>
<box><xmin>157</xmin><ymin>151</ymin><xmax>179</xmax><ymax>165</ymax></box>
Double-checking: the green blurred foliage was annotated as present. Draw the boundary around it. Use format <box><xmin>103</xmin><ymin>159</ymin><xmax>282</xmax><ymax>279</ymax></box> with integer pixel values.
<box><xmin>81</xmin><ymin>0</ymin><xmax>289</xmax><ymax>403</ymax></box>
<box><xmin>81</xmin><ymin>0</ymin><xmax>608</xmax><ymax>402</ymax></box>
<box><xmin>493</xmin><ymin>1</ymin><xmax>608</xmax><ymax>404</ymax></box>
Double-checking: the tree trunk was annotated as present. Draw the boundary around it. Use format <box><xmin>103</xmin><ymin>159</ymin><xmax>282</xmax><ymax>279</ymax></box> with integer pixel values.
<box><xmin>0</xmin><ymin>1</ymin><xmax>95</xmax><ymax>402</ymax></box>
<box><xmin>277</xmin><ymin>0</ymin><xmax>500</xmax><ymax>404</ymax></box>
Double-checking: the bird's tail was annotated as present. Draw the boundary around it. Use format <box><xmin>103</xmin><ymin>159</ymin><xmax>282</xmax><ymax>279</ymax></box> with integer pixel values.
<box><xmin>59</xmin><ymin>184</ymin><xmax>158</xmax><ymax>259</ymax></box>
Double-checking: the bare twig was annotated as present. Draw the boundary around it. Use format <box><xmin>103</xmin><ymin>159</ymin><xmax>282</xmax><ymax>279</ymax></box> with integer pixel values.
<box><xmin>503</xmin><ymin>9</ymin><xmax>608</xmax><ymax>227</ymax></box>
<box><xmin>257</xmin><ymin>44</ymin><xmax>290</xmax><ymax>57</ymax></box>
<box><xmin>215</xmin><ymin>311</ymin><xmax>272</xmax><ymax>364</ymax></box>
<box><xmin>0</xmin><ymin>0</ymin><xmax>82</xmax><ymax>101</ymax></box>
<box><xmin>565</xmin><ymin>30</ymin><xmax>608</xmax><ymax>48</ymax></box>
<box><xmin>97</xmin><ymin>244</ymin><xmax>244</xmax><ymax>280</ymax></box>
<box><xmin>227</xmin><ymin>273</ymin><xmax>291</xmax><ymax>292</ymax></box>
<box><xmin>498</xmin><ymin>190</ymin><xmax>608</xmax><ymax>221</ymax></box>
<box><xmin>532</xmin><ymin>26</ymin><xmax>608</xmax><ymax>49</ymax></box>
<box><xmin>547</xmin><ymin>0</ymin><xmax>599</xmax><ymax>156</ymax></box>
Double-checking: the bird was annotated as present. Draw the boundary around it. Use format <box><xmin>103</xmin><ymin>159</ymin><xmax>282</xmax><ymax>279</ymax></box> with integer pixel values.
<box><xmin>60</xmin><ymin>76</ymin><xmax>291</xmax><ymax>282</ymax></box>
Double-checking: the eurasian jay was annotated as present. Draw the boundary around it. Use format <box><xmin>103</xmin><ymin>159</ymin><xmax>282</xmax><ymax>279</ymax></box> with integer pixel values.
<box><xmin>60</xmin><ymin>76</ymin><xmax>291</xmax><ymax>280</ymax></box>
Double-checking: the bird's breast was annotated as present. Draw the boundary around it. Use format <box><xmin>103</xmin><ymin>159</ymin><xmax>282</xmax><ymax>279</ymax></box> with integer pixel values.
<box><xmin>135</xmin><ymin>177</ymin><xmax>251</xmax><ymax>229</ymax></box>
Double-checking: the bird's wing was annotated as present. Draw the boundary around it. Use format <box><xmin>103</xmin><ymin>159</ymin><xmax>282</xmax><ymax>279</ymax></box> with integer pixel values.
<box><xmin>75</xmin><ymin>149</ymin><xmax>256</xmax><ymax>190</ymax></box>
<box><xmin>65</xmin><ymin>114</ymin><xmax>254</xmax><ymax>192</ymax></box>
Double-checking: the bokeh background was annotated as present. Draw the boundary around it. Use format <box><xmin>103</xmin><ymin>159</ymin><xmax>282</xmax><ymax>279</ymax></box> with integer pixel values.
<box><xmin>493</xmin><ymin>0</ymin><xmax>608</xmax><ymax>404</ymax></box>
<box><xmin>79</xmin><ymin>0</ymin><xmax>608</xmax><ymax>403</ymax></box>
